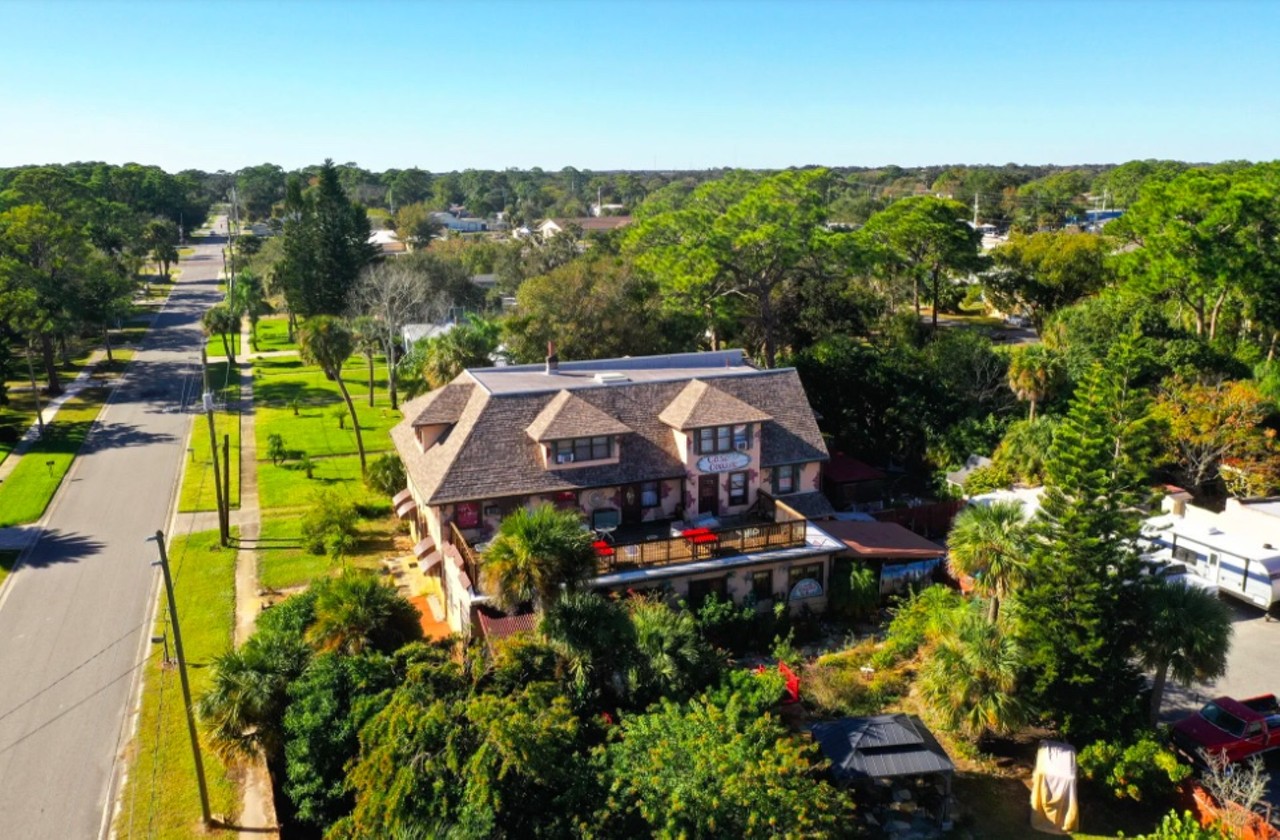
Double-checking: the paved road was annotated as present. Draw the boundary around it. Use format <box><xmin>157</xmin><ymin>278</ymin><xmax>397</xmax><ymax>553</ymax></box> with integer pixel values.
<box><xmin>0</xmin><ymin>225</ymin><xmax>227</xmax><ymax>839</ymax></box>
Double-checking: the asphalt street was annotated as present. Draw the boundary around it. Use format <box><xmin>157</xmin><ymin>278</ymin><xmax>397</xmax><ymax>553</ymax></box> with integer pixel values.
<box><xmin>0</xmin><ymin>225</ymin><xmax>226</xmax><ymax>839</ymax></box>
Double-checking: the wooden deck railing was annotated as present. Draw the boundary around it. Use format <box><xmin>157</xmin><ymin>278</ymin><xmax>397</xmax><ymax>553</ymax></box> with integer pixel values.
<box><xmin>449</xmin><ymin>522</ymin><xmax>481</xmax><ymax>588</ymax></box>
<box><xmin>594</xmin><ymin>519</ymin><xmax>809</xmax><ymax>575</ymax></box>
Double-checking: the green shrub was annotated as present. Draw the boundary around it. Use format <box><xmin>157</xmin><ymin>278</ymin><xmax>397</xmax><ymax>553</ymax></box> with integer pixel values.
<box><xmin>365</xmin><ymin>453</ymin><xmax>406</xmax><ymax>497</ymax></box>
<box><xmin>827</xmin><ymin>560</ymin><xmax>879</xmax><ymax>623</ymax></box>
<box><xmin>962</xmin><ymin>462</ymin><xmax>1016</xmax><ymax>495</ymax></box>
<box><xmin>1079</xmin><ymin>733</ymin><xmax>1190</xmax><ymax>803</ymax></box>
<box><xmin>805</xmin><ymin>642</ymin><xmax>907</xmax><ymax>716</ymax></box>
<box><xmin>267</xmin><ymin>433</ymin><xmax>287</xmax><ymax>465</ymax></box>
<box><xmin>1140</xmin><ymin>810</ymin><xmax>1224</xmax><ymax>839</ymax></box>
<box><xmin>870</xmin><ymin>585</ymin><xmax>967</xmax><ymax>668</ymax></box>
<box><xmin>703</xmin><ymin>668</ymin><xmax>788</xmax><ymax>715</ymax></box>
<box><xmin>299</xmin><ymin>490</ymin><xmax>359</xmax><ymax>557</ymax></box>
<box><xmin>330</xmin><ymin>405</ymin><xmax>347</xmax><ymax>429</ymax></box>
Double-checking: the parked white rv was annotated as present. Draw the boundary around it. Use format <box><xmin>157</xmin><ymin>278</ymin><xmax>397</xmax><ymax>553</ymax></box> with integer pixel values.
<box><xmin>1141</xmin><ymin>493</ymin><xmax>1280</xmax><ymax>611</ymax></box>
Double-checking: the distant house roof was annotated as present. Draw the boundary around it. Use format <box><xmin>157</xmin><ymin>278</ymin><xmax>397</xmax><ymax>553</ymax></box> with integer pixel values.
<box><xmin>539</xmin><ymin>216</ymin><xmax>633</xmax><ymax>234</ymax></box>
<box><xmin>658</xmin><ymin>380</ymin><xmax>772</xmax><ymax>431</ymax></box>
<box><xmin>401</xmin><ymin>322</ymin><xmax>455</xmax><ymax>346</ymax></box>
<box><xmin>826</xmin><ymin>453</ymin><xmax>887</xmax><ymax>484</ymax></box>
<box><xmin>809</xmin><ymin>714</ymin><xmax>954</xmax><ymax>782</ymax></box>
<box><xmin>526</xmin><ymin>391</ymin><xmax>633</xmax><ymax>442</ymax></box>
<box><xmin>820</xmin><ymin>521</ymin><xmax>945</xmax><ymax>560</ymax></box>
<box><xmin>946</xmin><ymin>454</ymin><xmax>993</xmax><ymax>488</ymax></box>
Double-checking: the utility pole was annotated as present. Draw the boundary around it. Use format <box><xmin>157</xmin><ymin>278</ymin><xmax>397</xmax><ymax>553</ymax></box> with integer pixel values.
<box><xmin>25</xmin><ymin>342</ymin><xmax>44</xmax><ymax>435</ymax></box>
<box><xmin>972</xmin><ymin>192</ymin><xmax>980</xmax><ymax>227</ymax></box>
<box><xmin>222</xmin><ymin>434</ymin><xmax>231</xmax><ymax>541</ymax></box>
<box><xmin>201</xmin><ymin>349</ymin><xmax>228</xmax><ymax>547</ymax></box>
<box><xmin>148</xmin><ymin>530</ymin><xmax>214</xmax><ymax>828</ymax></box>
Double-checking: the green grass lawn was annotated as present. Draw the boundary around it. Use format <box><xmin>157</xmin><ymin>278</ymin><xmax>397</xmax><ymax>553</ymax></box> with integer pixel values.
<box><xmin>251</xmin><ymin>316</ymin><xmax>299</xmax><ymax>353</ymax></box>
<box><xmin>951</xmin><ymin>769</ymin><xmax>1163</xmax><ymax>839</ymax></box>
<box><xmin>254</xmin><ymin>356</ymin><xmax>397</xmax><ymax>461</ymax></box>
<box><xmin>0</xmin><ymin>550</ymin><xmax>18</xmax><ymax>588</ymax></box>
<box><xmin>113</xmin><ymin>529</ymin><xmax>239</xmax><ymax>839</ymax></box>
<box><xmin>0</xmin><ymin>388</ymin><xmax>111</xmax><ymax>527</ymax></box>
<box><xmin>257</xmin><ymin>453</ymin><xmax>388</xmax><ymax>513</ymax></box>
<box><xmin>205</xmin><ymin>330</ymin><xmax>241</xmax><ymax>360</ymax></box>
<box><xmin>256</xmin><ymin>509</ymin><xmax>397</xmax><ymax>591</ymax></box>
<box><xmin>178</xmin><ymin>410</ymin><xmax>242</xmax><ymax>512</ymax></box>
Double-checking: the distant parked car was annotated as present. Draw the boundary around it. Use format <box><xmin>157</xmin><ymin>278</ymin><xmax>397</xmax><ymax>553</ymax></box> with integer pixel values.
<box><xmin>1004</xmin><ymin>314</ymin><xmax>1031</xmax><ymax>328</ymax></box>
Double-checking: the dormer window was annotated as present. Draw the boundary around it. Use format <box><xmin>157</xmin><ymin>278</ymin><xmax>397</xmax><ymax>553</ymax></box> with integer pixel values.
<box><xmin>553</xmin><ymin>436</ymin><xmax>613</xmax><ymax>464</ymax></box>
<box><xmin>696</xmin><ymin>424</ymin><xmax>752</xmax><ymax>455</ymax></box>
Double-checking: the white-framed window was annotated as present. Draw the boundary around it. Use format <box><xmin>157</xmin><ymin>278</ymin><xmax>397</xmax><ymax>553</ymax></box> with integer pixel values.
<box><xmin>728</xmin><ymin>471</ymin><xmax>748</xmax><ymax>506</ymax></box>
<box><xmin>553</xmin><ymin>436</ymin><xmax>612</xmax><ymax>463</ymax></box>
<box><xmin>697</xmin><ymin>424</ymin><xmax>752</xmax><ymax>454</ymax></box>
<box><xmin>773</xmin><ymin>464</ymin><xmax>798</xmax><ymax>495</ymax></box>
<box><xmin>640</xmin><ymin>481</ymin><xmax>660</xmax><ymax>508</ymax></box>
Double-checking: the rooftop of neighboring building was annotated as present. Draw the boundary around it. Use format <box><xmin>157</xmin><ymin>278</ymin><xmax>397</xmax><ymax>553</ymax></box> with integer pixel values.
<box><xmin>464</xmin><ymin>348</ymin><xmax>762</xmax><ymax>396</ymax></box>
<box><xmin>821</xmin><ymin>520</ymin><xmax>945</xmax><ymax>559</ymax></box>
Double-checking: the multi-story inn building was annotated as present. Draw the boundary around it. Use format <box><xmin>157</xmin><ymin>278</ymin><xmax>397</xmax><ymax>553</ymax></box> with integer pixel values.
<box><xmin>390</xmin><ymin>348</ymin><xmax>843</xmax><ymax>637</ymax></box>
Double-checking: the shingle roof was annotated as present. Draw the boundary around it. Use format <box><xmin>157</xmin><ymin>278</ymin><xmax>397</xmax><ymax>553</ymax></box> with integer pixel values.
<box><xmin>821</xmin><ymin>521</ymin><xmax>946</xmax><ymax>559</ymax></box>
<box><xmin>775</xmin><ymin>491</ymin><xmax>837</xmax><ymax>519</ymax></box>
<box><xmin>658</xmin><ymin>380</ymin><xmax>773</xmax><ymax>431</ymax></box>
<box><xmin>809</xmin><ymin>714</ymin><xmax>954</xmax><ymax>781</ymax></box>
<box><xmin>410</xmin><ymin>383</ymin><xmax>475</xmax><ymax>426</ymax></box>
<box><xmin>526</xmin><ymin>391</ymin><xmax>632</xmax><ymax>442</ymax></box>
<box><xmin>393</xmin><ymin>364</ymin><xmax>827</xmax><ymax>506</ymax></box>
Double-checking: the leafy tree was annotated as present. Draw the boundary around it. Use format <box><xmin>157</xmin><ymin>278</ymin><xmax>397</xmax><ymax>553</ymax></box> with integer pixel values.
<box><xmin>283</xmin><ymin>651</ymin><xmax>398</xmax><ymax>829</ymax></box>
<box><xmin>598</xmin><ymin>693</ymin><xmax>842</xmax><ymax>838</ymax></box>
<box><xmin>306</xmin><ymin>571</ymin><xmax>423</xmax><ymax>656</ymax></box>
<box><xmin>504</xmin><ymin>253</ymin><xmax>699</xmax><ymax>364</ymax></box>
<box><xmin>858</xmin><ymin>195</ymin><xmax>982</xmax><ymax>332</ymax></box>
<box><xmin>267</xmin><ymin>432</ymin><xmax>287</xmax><ymax>466</ymax></box>
<box><xmin>946</xmin><ymin>500</ymin><xmax>1030</xmax><ymax>623</ymax></box>
<box><xmin>918</xmin><ymin>607</ymin><xmax>1029</xmax><ymax>741</ymax></box>
<box><xmin>75</xmin><ymin>253</ymin><xmax>133</xmax><ymax>363</ymax></box>
<box><xmin>625</xmin><ymin>597</ymin><xmax>720</xmax><ymax>708</ymax></box>
<box><xmin>984</xmin><ymin>231</ymin><xmax>1107</xmax><ymax>328</ymax></box>
<box><xmin>481</xmin><ymin>505</ymin><xmax>596</xmax><ymax>613</ymax></box>
<box><xmin>334</xmin><ymin>682</ymin><xmax>592</xmax><ymax>839</ymax></box>
<box><xmin>0</xmin><ymin>203</ymin><xmax>95</xmax><ymax>394</ymax></box>
<box><xmin>626</xmin><ymin>168</ymin><xmax>853</xmax><ymax>366</ymax></box>
<box><xmin>143</xmin><ymin>218</ymin><xmax>179</xmax><ymax>279</ymax></box>
<box><xmin>1139</xmin><ymin>580</ymin><xmax>1232</xmax><ymax>726</ymax></box>
<box><xmin>990</xmin><ymin>417</ymin><xmax>1059</xmax><ymax>486</ymax></box>
<box><xmin>540</xmin><ymin>591</ymin><xmax>639</xmax><ymax>711</ymax></box>
<box><xmin>391</xmin><ymin>202</ymin><xmax>441</xmax><ymax>250</ymax></box>
<box><xmin>1017</xmin><ymin>335</ymin><xmax>1161</xmax><ymax>740</ymax></box>
<box><xmin>1153</xmin><ymin>377</ymin><xmax>1279</xmax><ymax>493</ymax></box>
<box><xmin>1007</xmin><ymin>344</ymin><xmax>1062</xmax><ymax>422</ymax></box>
<box><xmin>202</xmin><ymin>302</ymin><xmax>238</xmax><ymax>362</ymax></box>
<box><xmin>275</xmin><ymin>159</ymin><xmax>378</xmax><ymax>317</ymax></box>
<box><xmin>298</xmin><ymin>315</ymin><xmax>367</xmax><ymax>474</ymax></box>
<box><xmin>349</xmin><ymin>259</ymin><xmax>439</xmax><ymax>410</ymax></box>
<box><xmin>299</xmin><ymin>488</ymin><xmax>359</xmax><ymax>558</ymax></box>
<box><xmin>235</xmin><ymin>162</ymin><xmax>286</xmax><ymax>220</ymax></box>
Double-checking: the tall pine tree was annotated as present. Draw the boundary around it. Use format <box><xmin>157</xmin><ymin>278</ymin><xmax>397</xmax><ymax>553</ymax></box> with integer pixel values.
<box><xmin>1017</xmin><ymin>332</ymin><xmax>1161</xmax><ymax>740</ymax></box>
<box><xmin>276</xmin><ymin>159</ymin><xmax>378</xmax><ymax>317</ymax></box>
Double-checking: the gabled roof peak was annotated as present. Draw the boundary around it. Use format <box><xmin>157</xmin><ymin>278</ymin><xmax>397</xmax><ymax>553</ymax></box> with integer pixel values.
<box><xmin>526</xmin><ymin>390</ymin><xmax>631</xmax><ymax>442</ymax></box>
<box><xmin>658</xmin><ymin>379</ymin><xmax>772</xmax><ymax>431</ymax></box>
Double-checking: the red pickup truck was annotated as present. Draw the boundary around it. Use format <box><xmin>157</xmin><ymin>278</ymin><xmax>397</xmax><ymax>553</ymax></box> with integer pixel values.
<box><xmin>1171</xmin><ymin>694</ymin><xmax>1280</xmax><ymax>764</ymax></box>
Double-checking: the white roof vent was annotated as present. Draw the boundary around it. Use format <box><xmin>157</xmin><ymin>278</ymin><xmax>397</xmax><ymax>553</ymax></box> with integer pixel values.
<box><xmin>594</xmin><ymin>372</ymin><xmax>630</xmax><ymax>384</ymax></box>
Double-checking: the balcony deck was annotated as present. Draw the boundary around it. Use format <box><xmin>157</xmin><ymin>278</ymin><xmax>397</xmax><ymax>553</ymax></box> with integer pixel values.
<box><xmin>594</xmin><ymin>519</ymin><xmax>810</xmax><ymax>574</ymax></box>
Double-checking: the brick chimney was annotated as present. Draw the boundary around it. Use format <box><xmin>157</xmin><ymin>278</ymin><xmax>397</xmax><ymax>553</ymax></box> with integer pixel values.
<box><xmin>545</xmin><ymin>341</ymin><xmax>559</xmax><ymax>375</ymax></box>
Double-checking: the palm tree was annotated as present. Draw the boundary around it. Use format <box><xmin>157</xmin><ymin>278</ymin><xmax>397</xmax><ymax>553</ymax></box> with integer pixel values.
<box><xmin>918</xmin><ymin>607</ymin><xmax>1029</xmax><ymax>741</ymax></box>
<box><xmin>626</xmin><ymin>598</ymin><xmax>717</xmax><ymax>707</ymax></box>
<box><xmin>421</xmin><ymin>318</ymin><xmax>501</xmax><ymax>390</ymax></box>
<box><xmin>350</xmin><ymin>315</ymin><xmax>381</xmax><ymax>406</ymax></box>
<box><xmin>946</xmin><ymin>501</ymin><xmax>1030</xmax><ymax>623</ymax></box>
<box><xmin>1007</xmin><ymin>344</ymin><xmax>1060</xmax><ymax>422</ymax></box>
<box><xmin>539</xmin><ymin>591</ymin><xmax>636</xmax><ymax>709</ymax></box>
<box><xmin>197</xmin><ymin>634</ymin><xmax>308</xmax><ymax>763</ymax></box>
<box><xmin>202</xmin><ymin>303</ymin><xmax>239</xmax><ymax>363</ymax></box>
<box><xmin>482</xmin><ymin>504</ymin><xmax>596</xmax><ymax>613</ymax></box>
<box><xmin>298</xmin><ymin>316</ymin><xmax>367</xmax><ymax>475</ymax></box>
<box><xmin>305</xmin><ymin>571</ymin><xmax>423</xmax><ymax>655</ymax></box>
<box><xmin>1140</xmin><ymin>579</ymin><xmax>1232</xmax><ymax>726</ymax></box>
<box><xmin>230</xmin><ymin>269</ymin><xmax>272</xmax><ymax>352</ymax></box>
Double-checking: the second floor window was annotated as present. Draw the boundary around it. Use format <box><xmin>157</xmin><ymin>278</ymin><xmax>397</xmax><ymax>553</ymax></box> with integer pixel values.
<box><xmin>696</xmin><ymin>424</ymin><xmax>751</xmax><ymax>454</ymax></box>
<box><xmin>553</xmin><ymin>436</ymin><xmax>612</xmax><ymax>463</ymax></box>
<box><xmin>773</xmin><ymin>464</ymin><xmax>798</xmax><ymax>495</ymax></box>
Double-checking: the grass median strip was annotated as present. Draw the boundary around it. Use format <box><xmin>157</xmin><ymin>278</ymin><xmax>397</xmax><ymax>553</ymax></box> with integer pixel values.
<box><xmin>114</xmin><ymin>529</ymin><xmax>239</xmax><ymax>839</ymax></box>
<box><xmin>0</xmin><ymin>387</ymin><xmax>111</xmax><ymax>527</ymax></box>
<box><xmin>178</xmin><ymin>409</ymin><xmax>242</xmax><ymax>513</ymax></box>
<box><xmin>0</xmin><ymin>550</ymin><xmax>18</xmax><ymax>588</ymax></box>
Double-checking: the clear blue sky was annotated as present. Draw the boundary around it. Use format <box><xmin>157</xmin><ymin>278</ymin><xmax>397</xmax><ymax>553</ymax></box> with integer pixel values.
<box><xmin>1</xmin><ymin>0</ymin><xmax>1276</xmax><ymax>173</ymax></box>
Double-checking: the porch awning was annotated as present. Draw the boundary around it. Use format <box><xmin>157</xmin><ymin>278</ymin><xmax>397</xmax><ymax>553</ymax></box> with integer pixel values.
<box><xmin>396</xmin><ymin>497</ymin><xmax>418</xmax><ymax>519</ymax></box>
<box><xmin>420</xmin><ymin>550</ymin><xmax>443</xmax><ymax>571</ymax></box>
<box><xmin>392</xmin><ymin>487</ymin><xmax>412</xmax><ymax>506</ymax></box>
<box><xmin>413</xmin><ymin>538</ymin><xmax>435</xmax><ymax>560</ymax></box>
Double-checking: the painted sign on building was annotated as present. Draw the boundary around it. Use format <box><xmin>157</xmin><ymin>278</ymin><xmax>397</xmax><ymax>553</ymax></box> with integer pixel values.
<box><xmin>696</xmin><ymin>451</ymin><xmax>751</xmax><ymax>474</ymax></box>
<box><xmin>789</xmin><ymin>577</ymin><xmax>824</xmax><ymax>601</ymax></box>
